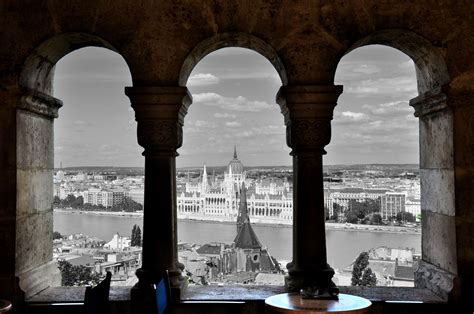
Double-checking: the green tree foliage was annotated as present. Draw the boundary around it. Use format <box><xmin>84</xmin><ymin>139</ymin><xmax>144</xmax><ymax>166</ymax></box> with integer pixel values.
<box><xmin>361</xmin><ymin>267</ymin><xmax>377</xmax><ymax>286</ymax></box>
<box><xmin>53</xmin><ymin>194</ymin><xmax>142</xmax><ymax>212</ymax></box>
<box><xmin>351</xmin><ymin>251</ymin><xmax>377</xmax><ymax>286</ymax></box>
<box><xmin>57</xmin><ymin>260</ymin><xmax>101</xmax><ymax>286</ymax></box>
<box><xmin>53</xmin><ymin>195</ymin><xmax>61</xmax><ymax>205</ymax></box>
<box><xmin>53</xmin><ymin>231</ymin><xmax>63</xmax><ymax>240</ymax></box>
<box><xmin>131</xmin><ymin>224</ymin><xmax>142</xmax><ymax>247</ymax></box>
<box><xmin>344</xmin><ymin>198</ymin><xmax>382</xmax><ymax>224</ymax></box>
<box><xmin>370</xmin><ymin>213</ymin><xmax>383</xmax><ymax>225</ymax></box>
<box><xmin>111</xmin><ymin>197</ymin><xmax>142</xmax><ymax>212</ymax></box>
<box><xmin>396</xmin><ymin>211</ymin><xmax>416</xmax><ymax>223</ymax></box>
<box><xmin>345</xmin><ymin>210</ymin><xmax>359</xmax><ymax>224</ymax></box>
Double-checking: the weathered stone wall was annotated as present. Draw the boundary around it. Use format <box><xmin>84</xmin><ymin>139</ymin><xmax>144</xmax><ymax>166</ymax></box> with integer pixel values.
<box><xmin>0</xmin><ymin>0</ymin><xmax>473</xmax><ymax>310</ymax></box>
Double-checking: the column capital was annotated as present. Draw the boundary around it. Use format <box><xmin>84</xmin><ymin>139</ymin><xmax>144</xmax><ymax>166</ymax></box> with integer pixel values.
<box><xmin>125</xmin><ymin>86</ymin><xmax>192</xmax><ymax>122</ymax></box>
<box><xmin>277</xmin><ymin>85</ymin><xmax>343</xmax><ymax>152</ymax></box>
<box><xmin>125</xmin><ymin>86</ymin><xmax>192</xmax><ymax>154</ymax></box>
<box><xmin>277</xmin><ymin>85</ymin><xmax>343</xmax><ymax>121</ymax></box>
<box><xmin>410</xmin><ymin>91</ymin><xmax>448</xmax><ymax>117</ymax></box>
<box><xmin>19</xmin><ymin>89</ymin><xmax>63</xmax><ymax>119</ymax></box>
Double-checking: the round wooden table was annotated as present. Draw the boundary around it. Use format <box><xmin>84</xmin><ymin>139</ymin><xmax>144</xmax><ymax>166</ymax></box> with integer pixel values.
<box><xmin>0</xmin><ymin>300</ymin><xmax>12</xmax><ymax>313</ymax></box>
<box><xmin>265</xmin><ymin>293</ymin><xmax>371</xmax><ymax>314</ymax></box>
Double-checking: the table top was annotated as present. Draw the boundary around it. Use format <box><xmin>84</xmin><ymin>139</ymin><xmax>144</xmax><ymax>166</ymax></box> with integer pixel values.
<box><xmin>0</xmin><ymin>299</ymin><xmax>12</xmax><ymax>313</ymax></box>
<box><xmin>265</xmin><ymin>293</ymin><xmax>371</xmax><ymax>314</ymax></box>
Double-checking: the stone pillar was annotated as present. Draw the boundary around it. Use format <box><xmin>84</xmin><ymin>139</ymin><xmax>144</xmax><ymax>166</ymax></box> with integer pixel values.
<box><xmin>277</xmin><ymin>85</ymin><xmax>342</xmax><ymax>293</ymax></box>
<box><xmin>125</xmin><ymin>87</ymin><xmax>191</xmax><ymax>293</ymax></box>
<box><xmin>448</xmin><ymin>89</ymin><xmax>474</xmax><ymax>308</ymax></box>
<box><xmin>410</xmin><ymin>91</ymin><xmax>458</xmax><ymax>301</ymax></box>
<box><xmin>16</xmin><ymin>89</ymin><xmax>62</xmax><ymax>298</ymax></box>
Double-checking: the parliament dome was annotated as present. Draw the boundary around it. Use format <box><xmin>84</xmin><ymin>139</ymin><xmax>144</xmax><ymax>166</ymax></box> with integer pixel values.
<box><xmin>228</xmin><ymin>146</ymin><xmax>244</xmax><ymax>174</ymax></box>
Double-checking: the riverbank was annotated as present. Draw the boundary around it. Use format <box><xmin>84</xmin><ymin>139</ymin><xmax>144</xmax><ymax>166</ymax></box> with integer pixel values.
<box><xmin>54</xmin><ymin>208</ymin><xmax>420</xmax><ymax>235</ymax></box>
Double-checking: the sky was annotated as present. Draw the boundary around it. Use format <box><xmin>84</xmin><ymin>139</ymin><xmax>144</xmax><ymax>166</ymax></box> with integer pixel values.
<box><xmin>53</xmin><ymin>45</ymin><xmax>418</xmax><ymax>168</ymax></box>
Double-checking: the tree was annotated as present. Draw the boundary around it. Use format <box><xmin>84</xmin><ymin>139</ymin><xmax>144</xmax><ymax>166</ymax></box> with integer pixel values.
<box><xmin>131</xmin><ymin>224</ymin><xmax>142</xmax><ymax>247</ymax></box>
<box><xmin>396</xmin><ymin>211</ymin><xmax>415</xmax><ymax>224</ymax></box>
<box><xmin>112</xmin><ymin>197</ymin><xmax>143</xmax><ymax>212</ymax></box>
<box><xmin>345</xmin><ymin>210</ymin><xmax>359</xmax><ymax>224</ymax></box>
<box><xmin>71</xmin><ymin>195</ymin><xmax>84</xmax><ymax>207</ymax></box>
<box><xmin>64</xmin><ymin>194</ymin><xmax>77</xmax><ymax>207</ymax></box>
<box><xmin>351</xmin><ymin>251</ymin><xmax>377</xmax><ymax>286</ymax></box>
<box><xmin>370</xmin><ymin>213</ymin><xmax>383</xmax><ymax>225</ymax></box>
<box><xmin>53</xmin><ymin>231</ymin><xmax>63</xmax><ymax>240</ymax></box>
<box><xmin>53</xmin><ymin>196</ymin><xmax>61</xmax><ymax>205</ymax></box>
<box><xmin>361</xmin><ymin>267</ymin><xmax>377</xmax><ymax>286</ymax></box>
<box><xmin>57</xmin><ymin>260</ymin><xmax>101</xmax><ymax>286</ymax></box>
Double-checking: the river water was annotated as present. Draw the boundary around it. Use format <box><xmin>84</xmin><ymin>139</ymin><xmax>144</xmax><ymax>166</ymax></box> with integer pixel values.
<box><xmin>54</xmin><ymin>212</ymin><xmax>421</xmax><ymax>270</ymax></box>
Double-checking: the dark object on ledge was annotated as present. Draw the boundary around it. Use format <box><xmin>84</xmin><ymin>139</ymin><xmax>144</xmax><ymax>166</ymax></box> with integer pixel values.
<box><xmin>84</xmin><ymin>271</ymin><xmax>112</xmax><ymax>314</ymax></box>
<box><xmin>0</xmin><ymin>299</ymin><xmax>12</xmax><ymax>313</ymax></box>
<box><xmin>300</xmin><ymin>284</ymin><xmax>340</xmax><ymax>300</ymax></box>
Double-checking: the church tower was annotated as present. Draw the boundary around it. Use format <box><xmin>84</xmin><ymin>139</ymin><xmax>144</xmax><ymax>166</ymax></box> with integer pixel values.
<box><xmin>234</xmin><ymin>183</ymin><xmax>261</xmax><ymax>250</ymax></box>
<box><xmin>201</xmin><ymin>164</ymin><xmax>208</xmax><ymax>195</ymax></box>
<box><xmin>236</xmin><ymin>182</ymin><xmax>250</xmax><ymax>235</ymax></box>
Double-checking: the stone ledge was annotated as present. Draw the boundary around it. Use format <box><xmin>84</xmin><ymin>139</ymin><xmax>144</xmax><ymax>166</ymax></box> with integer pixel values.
<box><xmin>27</xmin><ymin>285</ymin><xmax>444</xmax><ymax>304</ymax></box>
<box><xmin>27</xmin><ymin>286</ymin><xmax>131</xmax><ymax>303</ymax></box>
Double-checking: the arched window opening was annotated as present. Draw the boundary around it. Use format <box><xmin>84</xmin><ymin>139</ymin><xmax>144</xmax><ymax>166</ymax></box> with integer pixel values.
<box><xmin>326</xmin><ymin>45</ymin><xmax>420</xmax><ymax>287</ymax></box>
<box><xmin>177</xmin><ymin>47</ymin><xmax>291</xmax><ymax>286</ymax></box>
<box><xmin>52</xmin><ymin>47</ymin><xmax>143</xmax><ymax>287</ymax></box>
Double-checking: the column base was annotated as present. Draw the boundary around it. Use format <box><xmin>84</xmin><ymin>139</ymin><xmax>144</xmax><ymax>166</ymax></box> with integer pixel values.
<box><xmin>285</xmin><ymin>262</ymin><xmax>338</xmax><ymax>296</ymax></box>
<box><xmin>130</xmin><ymin>263</ymin><xmax>185</xmax><ymax>314</ymax></box>
<box><xmin>415</xmin><ymin>260</ymin><xmax>458</xmax><ymax>301</ymax></box>
<box><xmin>18</xmin><ymin>261</ymin><xmax>61</xmax><ymax>299</ymax></box>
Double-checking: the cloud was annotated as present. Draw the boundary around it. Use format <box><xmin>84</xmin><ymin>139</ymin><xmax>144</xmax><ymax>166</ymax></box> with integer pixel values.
<box><xmin>340</xmin><ymin>111</ymin><xmax>369</xmax><ymax>121</ymax></box>
<box><xmin>352</xmin><ymin>64</ymin><xmax>381</xmax><ymax>74</ymax></box>
<box><xmin>193</xmin><ymin>93</ymin><xmax>273</xmax><ymax>112</ymax></box>
<box><xmin>194</xmin><ymin>120</ymin><xmax>215</xmax><ymax>128</ymax></box>
<box><xmin>363</xmin><ymin>101</ymin><xmax>414</xmax><ymax>116</ymax></box>
<box><xmin>214</xmin><ymin>113</ymin><xmax>236</xmax><ymax>119</ymax></box>
<box><xmin>188</xmin><ymin>73</ymin><xmax>220</xmax><ymax>86</ymax></box>
<box><xmin>183</xmin><ymin>119</ymin><xmax>218</xmax><ymax>134</ymax></box>
<box><xmin>345</xmin><ymin>77</ymin><xmax>417</xmax><ymax>97</ymax></box>
<box><xmin>232</xmin><ymin>125</ymin><xmax>285</xmax><ymax>138</ymax></box>
<box><xmin>225</xmin><ymin>121</ymin><xmax>242</xmax><ymax>128</ymax></box>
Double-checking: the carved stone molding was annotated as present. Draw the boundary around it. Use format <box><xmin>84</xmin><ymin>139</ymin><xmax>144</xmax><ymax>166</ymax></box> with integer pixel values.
<box><xmin>125</xmin><ymin>86</ymin><xmax>191</xmax><ymax>123</ymax></box>
<box><xmin>287</xmin><ymin>119</ymin><xmax>332</xmax><ymax>150</ymax></box>
<box><xmin>125</xmin><ymin>86</ymin><xmax>192</xmax><ymax>153</ymax></box>
<box><xmin>277</xmin><ymin>85</ymin><xmax>343</xmax><ymax>123</ymax></box>
<box><xmin>19</xmin><ymin>89</ymin><xmax>63</xmax><ymax>119</ymax></box>
<box><xmin>277</xmin><ymin>85</ymin><xmax>342</xmax><ymax>152</ymax></box>
<box><xmin>410</xmin><ymin>91</ymin><xmax>448</xmax><ymax>117</ymax></box>
<box><xmin>136</xmin><ymin>119</ymin><xmax>182</xmax><ymax>153</ymax></box>
<box><xmin>415</xmin><ymin>260</ymin><xmax>458</xmax><ymax>301</ymax></box>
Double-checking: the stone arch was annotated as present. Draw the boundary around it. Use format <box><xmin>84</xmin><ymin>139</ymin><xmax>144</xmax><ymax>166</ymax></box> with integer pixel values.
<box><xmin>343</xmin><ymin>29</ymin><xmax>449</xmax><ymax>95</ymax></box>
<box><xmin>336</xmin><ymin>31</ymin><xmax>456</xmax><ymax>299</ymax></box>
<box><xmin>178</xmin><ymin>32</ymin><xmax>288</xmax><ymax>87</ymax></box>
<box><xmin>20</xmin><ymin>32</ymin><xmax>132</xmax><ymax>95</ymax></box>
<box><xmin>16</xmin><ymin>33</ymin><xmax>134</xmax><ymax>297</ymax></box>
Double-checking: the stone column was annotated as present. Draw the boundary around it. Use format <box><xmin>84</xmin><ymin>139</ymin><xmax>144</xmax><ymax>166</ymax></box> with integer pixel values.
<box><xmin>447</xmin><ymin>89</ymin><xmax>474</xmax><ymax>307</ymax></box>
<box><xmin>16</xmin><ymin>89</ymin><xmax>62</xmax><ymax>299</ymax></box>
<box><xmin>277</xmin><ymin>85</ymin><xmax>342</xmax><ymax>293</ymax></box>
<box><xmin>410</xmin><ymin>91</ymin><xmax>458</xmax><ymax>301</ymax></box>
<box><xmin>125</xmin><ymin>87</ymin><xmax>191</xmax><ymax>291</ymax></box>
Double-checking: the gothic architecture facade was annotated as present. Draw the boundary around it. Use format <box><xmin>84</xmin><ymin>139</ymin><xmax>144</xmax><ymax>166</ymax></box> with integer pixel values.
<box><xmin>177</xmin><ymin>148</ymin><xmax>293</xmax><ymax>225</ymax></box>
<box><xmin>1</xmin><ymin>1</ymin><xmax>474</xmax><ymax>313</ymax></box>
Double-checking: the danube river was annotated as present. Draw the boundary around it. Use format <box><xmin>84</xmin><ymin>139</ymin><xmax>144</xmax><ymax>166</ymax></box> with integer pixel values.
<box><xmin>54</xmin><ymin>211</ymin><xmax>420</xmax><ymax>270</ymax></box>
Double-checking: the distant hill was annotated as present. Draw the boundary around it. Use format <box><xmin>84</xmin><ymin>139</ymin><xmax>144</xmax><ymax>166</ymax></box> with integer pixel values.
<box><xmin>57</xmin><ymin>164</ymin><xmax>419</xmax><ymax>176</ymax></box>
<box><xmin>56</xmin><ymin>166</ymin><xmax>144</xmax><ymax>176</ymax></box>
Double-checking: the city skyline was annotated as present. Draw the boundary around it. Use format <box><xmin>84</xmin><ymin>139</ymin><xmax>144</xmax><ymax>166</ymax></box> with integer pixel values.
<box><xmin>53</xmin><ymin>45</ymin><xmax>418</xmax><ymax>168</ymax></box>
